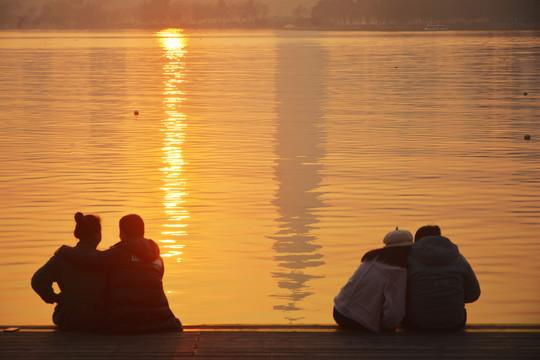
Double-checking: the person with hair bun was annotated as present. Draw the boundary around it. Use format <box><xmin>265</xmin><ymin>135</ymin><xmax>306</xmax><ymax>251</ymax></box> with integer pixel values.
<box><xmin>31</xmin><ymin>212</ymin><xmax>106</xmax><ymax>331</ymax></box>
<box><xmin>57</xmin><ymin>214</ymin><xmax>182</xmax><ymax>334</ymax></box>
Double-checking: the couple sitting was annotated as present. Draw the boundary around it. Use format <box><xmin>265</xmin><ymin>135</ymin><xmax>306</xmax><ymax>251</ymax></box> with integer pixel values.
<box><xmin>31</xmin><ymin>212</ymin><xmax>182</xmax><ymax>333</ymax></box>
<box><xmin>333</xmin><ymin>225</ymin><xmax>481</xmax><ymax>332</ymax></box>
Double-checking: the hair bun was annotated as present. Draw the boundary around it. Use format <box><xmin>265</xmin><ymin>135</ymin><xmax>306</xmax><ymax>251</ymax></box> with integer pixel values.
<box><xmin>74</xmin><ymin>212</ymin><xmax>85</xmax><ymax>223</ymax></box>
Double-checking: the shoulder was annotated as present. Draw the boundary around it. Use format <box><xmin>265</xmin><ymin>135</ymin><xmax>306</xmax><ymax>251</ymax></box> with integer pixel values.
<box><xmin>36</xmin><ymin>248</ymin><xmax>71</xmax><ymax>276</ymax></box>
<box><xmin>362</xmin><ymin>248</ymin><xmax>384</xmax><ymax>262</ymax></box>
<box><xmin>375</xmin><ymin>262</ymin><xmax>407</xmax><ymax>286</ymax></box>
<box><xmin>147</xmin><ymin>239</ymin><xmax>161</xmax><ymax>256</ymax></box>
<box><xmin>55</xmin><ymin>244</ymin><xmax>78</xmax><ymax>258</ymax></box>
<box><xmin>106</xmin><ymin>242</ymin><xmax>124</xmax><ymax>252</ymax></box>
<box><xmin>356</xmin><ymin>261</ymin><xmax>406</xmax><ymax>285</ymax></box>
<box><xmin>52</xmin><ymin>245</ymin><xmax>74</xmax><ymax>264</ymax></box>
<box><xmin>358</xmin><ymin>260</ymin><xmax>405</xmax><ymax>274</ymax></box>
<box><xmin>363</xmin><ymin>246</ymin><xmax>411</xmax><ymax>268</ymax></box>
<box><xmin>371</xmin><ymin>260</ymin><xmax>407</xmax><ymax>273</ymax></box>
<box><xmin>455</xmin><ymin>253</ymin><xmax>475</xmax><ymax>269</ymax></box>
<box><xmin>56</xmin><ymin>244</ymin><xmax>74</xmax><ymax>253</ymax></box>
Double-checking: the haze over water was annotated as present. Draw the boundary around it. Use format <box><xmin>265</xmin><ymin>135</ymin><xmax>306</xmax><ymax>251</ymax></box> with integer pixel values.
<box><xmin>0</xmin><ymin>30</ymin><xmax>539</xmax><ymax>326</ymax></box>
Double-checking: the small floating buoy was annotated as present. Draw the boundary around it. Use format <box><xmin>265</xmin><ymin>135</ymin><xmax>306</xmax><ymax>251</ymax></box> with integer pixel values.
<box><xmin>524</xmin><ymin>134</ymin><xmax>531</xmax><ymax>140</ymax></box>
<box><xmin>134</xmin><ymin>110</ymin><xmax>139</xmax><ymax>115</ymax></box>
<box><xmin>524</xmin><ymin>92</ymin><xmax>528</xmax><ymax>96</ymax></box>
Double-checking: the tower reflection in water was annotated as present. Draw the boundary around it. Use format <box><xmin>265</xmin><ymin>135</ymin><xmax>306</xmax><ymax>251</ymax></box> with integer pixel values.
<box><xmin>270</xmin><ymin>41</ymin><xmax>327</xmax><ymax>323</ymax></box>
<box><xmin>157</xmin><ymin>29</ymin><xmax>189</xmax><ymax>262</ymax></box>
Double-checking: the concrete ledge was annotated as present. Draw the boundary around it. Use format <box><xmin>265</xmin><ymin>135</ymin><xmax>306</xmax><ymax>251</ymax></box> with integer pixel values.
<box><xmin>2</xmin><ymin>325</ymin><xmax>540</xmax><ymax>359</ymax></box>
<box><xmin>4</xmin><ymin>324</ymin><xmax>540</xmax><ymax>332</ymax></box>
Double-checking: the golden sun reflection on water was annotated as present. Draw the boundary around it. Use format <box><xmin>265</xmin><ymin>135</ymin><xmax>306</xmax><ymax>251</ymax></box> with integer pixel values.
<box><xmin>157</xmin><ymin>29</ymin><xmax>188</xmax><ymax>261</ymax></box>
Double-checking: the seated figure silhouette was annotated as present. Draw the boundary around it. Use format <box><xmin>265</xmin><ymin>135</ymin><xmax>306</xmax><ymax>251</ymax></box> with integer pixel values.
<box><xmin>333</xmin><ymin>227</ymin><xmax>413</xmax><ymax>332</ymax></box>
<box><xmin>58</xmin><ymin>214</ymin><xmax>182</xmax><ymax>334</ymax></box>
<box><xmin>32</xmin><ymin>212</ymin><xmax>106</xmax><ymax>331</ymax></box>
<box><xmin>405</xmin><ymin>225</ymin><xmax>481</xmax><ymax>331</ymax></box>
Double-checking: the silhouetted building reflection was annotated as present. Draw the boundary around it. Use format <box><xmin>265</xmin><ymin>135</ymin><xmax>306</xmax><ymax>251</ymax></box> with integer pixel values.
<box><xmin>158</xmin><ymin>29</ymin><xmax>189</xmax><ymax>262</ymax></box>
<box><xmin>270</xmin><ymin>39</ymin><xmax>327</xmax><ymax>323</ymax></box>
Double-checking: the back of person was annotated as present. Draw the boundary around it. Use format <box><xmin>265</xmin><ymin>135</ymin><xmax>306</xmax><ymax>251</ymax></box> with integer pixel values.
<box><xmin>49</xmin><ymin>248</ymin><xmax>106</xmax><ymax>331</ymax></box>
<box><xmin>406</xmin><ymin>230</ymin><xmax>480</xmax><ymax>331</ymax></box>
<box><xmin>57</xmin><ymin>214</ymin><xmax>182</xmax><ymax>334</ymax></box>
<box><xmin>31</xmin><ymin>213</ymin><xmax>106</xmax><ymax>332</ymax></box>
<box><xmin>333</xmin><ymin>228</ymin><xmax>412</xmax><ymax>332</ymax></box>
<box><xmin>100</xmin><ymin>237</ymin><xmax>181</xmax><ymax>334</ymax></box>
<box><xmin>334</xmin><ymin>259</ymin><xmax>407</xmax><ymax>332</ymax></box>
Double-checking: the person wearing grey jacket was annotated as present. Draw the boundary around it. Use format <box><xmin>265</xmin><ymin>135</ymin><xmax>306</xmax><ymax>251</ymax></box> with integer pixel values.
<box><xmin>405</xmin><ymin>225</ymin><xmax>481</xmax><ymax>331</ymax></box>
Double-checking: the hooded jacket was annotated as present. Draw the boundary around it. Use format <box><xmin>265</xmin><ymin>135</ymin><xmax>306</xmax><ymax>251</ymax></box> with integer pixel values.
<box><xmin>406</xmin><ymin>235</ymin><xmax>480</xmax><ymax>329</ymax></box>
<box><xmin>31</xmin><ymin>242</ymin><xmax>106</xmax><ymax>331</ymax></box>
<box><xmin>334</xmin><ymin>246</ymin><xmax>410</xmax><ymax>332</ymax></box>
<box><xmin>58</xmin><ymin>237</ymin><xmax>182</xmax><ymax>334</ymax></box>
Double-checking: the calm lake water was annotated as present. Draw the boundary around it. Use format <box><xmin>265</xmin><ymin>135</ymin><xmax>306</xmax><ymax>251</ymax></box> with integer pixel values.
<box><xmin>0</xmin><ymin>29</ymin><xmax>539</xmax><ymax>326</ymax></box>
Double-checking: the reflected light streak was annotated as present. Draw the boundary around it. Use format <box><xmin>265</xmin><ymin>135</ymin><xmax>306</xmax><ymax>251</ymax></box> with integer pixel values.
<box><xmin>157</xmin><ymin>29</ymin><xmax>189</xmax><ymax>262</ymax></box>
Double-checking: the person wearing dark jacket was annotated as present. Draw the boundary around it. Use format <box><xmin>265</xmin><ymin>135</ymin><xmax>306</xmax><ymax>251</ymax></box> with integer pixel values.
<box><xmin>57</xmin><ymin>214</ymin><xmax>182</xmax><ymax>334</ymax></box>
<box><xmin>405</xmin><ymin>225</ymin><xmax>481</xmax><ymax>331</ymax></box>
<box><xmin>31</xmin><ymin>212</ymin><xmax>106</xmax><ymax>331</ymax></box>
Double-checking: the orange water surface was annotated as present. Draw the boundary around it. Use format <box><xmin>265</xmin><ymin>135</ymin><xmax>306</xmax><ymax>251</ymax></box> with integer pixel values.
<box><xmin>0</xmin><ymin>29</ymin><xmax>539</xmax><ymax>325</ymax></box>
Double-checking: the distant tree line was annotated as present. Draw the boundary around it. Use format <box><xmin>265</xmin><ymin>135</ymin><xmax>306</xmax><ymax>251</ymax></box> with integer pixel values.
<box><xmin>1</xmin><ymin>0</ymin><xmax>539</xmax><ymax>29</ymax></box>
<box><xmin>0</xmin><ymin>0</ymin><xmax>269</xmax><ymax>29</ymax></box>
<box><xmin>311</xmin><ymin>0</ymin><xmax>540</xmax><ymax>28</ymax></box>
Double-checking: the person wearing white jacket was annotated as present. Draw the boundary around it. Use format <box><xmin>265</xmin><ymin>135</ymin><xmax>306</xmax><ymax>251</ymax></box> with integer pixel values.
<box><xmin>333</xmin><ymin>228</ymin><xmax>413</xmax><ymax>332</ymax></box>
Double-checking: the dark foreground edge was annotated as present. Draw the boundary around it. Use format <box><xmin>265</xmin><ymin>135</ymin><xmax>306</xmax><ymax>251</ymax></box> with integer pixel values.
<box><xmin>2</xmin><ymin>324</ymin><xmax>540</xmax><ymax>359</ymax></box>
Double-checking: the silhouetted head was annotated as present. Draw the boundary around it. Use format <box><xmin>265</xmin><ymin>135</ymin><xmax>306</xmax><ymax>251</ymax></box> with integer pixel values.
<box><xmin>74</xmin><ymin>212</ymin><xmax>102</xmax><ymax>247</ymax></box>
<box><xmin>119</xmin><ymin>214</ymin><xmax>145</xmax><ymax>240</ymax></box>
<box><xmin>414</xmin><ymin>225</ymin><xmax>441</xmax><ymax>242</ymax></box>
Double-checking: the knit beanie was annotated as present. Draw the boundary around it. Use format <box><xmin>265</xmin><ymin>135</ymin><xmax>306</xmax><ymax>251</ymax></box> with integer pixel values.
<box><xmin>383</xmin><ymin>227</ymin><xmax>413</xmax><ymax>247</ymax></box>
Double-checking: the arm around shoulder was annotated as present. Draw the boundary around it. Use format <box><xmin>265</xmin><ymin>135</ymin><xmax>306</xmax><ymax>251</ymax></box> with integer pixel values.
<box><xmin>56</xmin><ymin>244</ymin><xmax>118</xmax><ymax>271</ymax></box>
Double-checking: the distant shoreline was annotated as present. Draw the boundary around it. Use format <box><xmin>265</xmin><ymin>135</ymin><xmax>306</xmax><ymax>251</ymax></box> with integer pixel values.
<box><xmin>2</xmin><ymin>22</ymin><xmax>540</xmax><ymax>32</ymax></box>
<box><xmin>2</xmin><ymin>27</ymin><xmax>539</xmax><ymax>33</ymax></box>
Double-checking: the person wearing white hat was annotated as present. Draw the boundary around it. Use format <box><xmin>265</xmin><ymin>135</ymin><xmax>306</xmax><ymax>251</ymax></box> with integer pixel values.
<box><xmin>333</xmin><ymin>227</ymin><xmax>413</xmax><ymax>332</ymax></box>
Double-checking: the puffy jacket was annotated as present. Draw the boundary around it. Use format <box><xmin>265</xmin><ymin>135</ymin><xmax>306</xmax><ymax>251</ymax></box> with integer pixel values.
<box><xmin>58</xmin><ymin>237</ymin><xmax>182</xmax><ymax>334</ymax></box>
<box><xmin>31</xmin><ymin>242</ymin><xmax>106</xmax><ymax>331</ymax></box>
<box><xmin>406</xmin><ymin>235</ymin><xmax>481</xmax><ymax>329</ymax></box>
<box><xmin>334</xmin><ymin>257</ymin><xmax>407</xmax><ymax>332</ymax></box>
